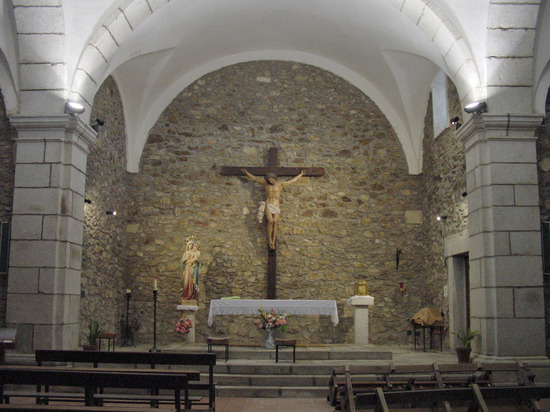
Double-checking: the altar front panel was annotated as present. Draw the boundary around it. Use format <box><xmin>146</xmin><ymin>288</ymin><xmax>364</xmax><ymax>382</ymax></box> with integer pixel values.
<box><xmin>208</xmin><ymin>299</ymin><xmax>339</xmax><ymax>327</ymax></box>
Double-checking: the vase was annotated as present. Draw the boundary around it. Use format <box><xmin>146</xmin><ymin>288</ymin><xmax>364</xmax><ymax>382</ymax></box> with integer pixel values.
<box><xmin>261</xmin><ymin>329</ymin><xmax>275</xmax><ymax>349</ymax></box>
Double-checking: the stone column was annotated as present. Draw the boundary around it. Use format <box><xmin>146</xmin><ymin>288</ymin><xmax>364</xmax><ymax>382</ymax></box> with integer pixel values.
<box><xmin>458</xmin><ymin>114</ymin><xmax>546</xmax><ymax>359</ymax></box>
<box><xmin>6</xmin><ymin>116</ymin><xmax>95</xmax><ymax>352</ymax></box>
<box><xmin>177</xmin><ymin>304</ymin><xmax>199</xmax><ymax>343</ymax></box>
<box><xmin>347</xmin><ymin>295</ymin><xmax>374</xmax><ymax>344</ymax></box>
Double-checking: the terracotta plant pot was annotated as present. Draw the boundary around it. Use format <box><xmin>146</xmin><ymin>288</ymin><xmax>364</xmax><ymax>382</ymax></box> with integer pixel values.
<box><xmin>455</xmin><ymin>347</ymin><xmax>471</xmax><ymax>363</ymax></box>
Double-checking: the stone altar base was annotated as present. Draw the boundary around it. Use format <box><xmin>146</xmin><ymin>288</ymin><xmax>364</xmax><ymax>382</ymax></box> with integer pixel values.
<box><xmin>177</xmin><ymin>304</ymin><xmax>198</xmax><ymax>343</ymax></box>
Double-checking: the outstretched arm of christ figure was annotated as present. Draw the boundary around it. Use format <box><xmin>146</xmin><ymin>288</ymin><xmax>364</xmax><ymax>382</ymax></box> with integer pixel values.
<box><xmin>241</xmin><ymin>168</ymin><xmax>265</xmax><ymax>185</ymax></box>
<box><xmin>282</xmin><ymin>169</ymin><xmax>306</xmax><ymax>187</ymax></box>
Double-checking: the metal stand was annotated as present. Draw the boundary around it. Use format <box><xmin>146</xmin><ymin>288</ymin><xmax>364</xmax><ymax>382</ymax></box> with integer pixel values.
<box><xmin>149</xmin><ymin>289</ymin><xmax>162</xmax><ymax>352</ymax></box>
<box><xmin>121</xmin><ymin>291</ymin><xmax>133</xmax><ymax>347</ymax></box>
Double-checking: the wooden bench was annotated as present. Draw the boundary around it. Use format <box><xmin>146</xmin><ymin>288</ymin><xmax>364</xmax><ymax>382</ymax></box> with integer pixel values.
<box><xmin>0</xmin><ymin>404</ymin><xmax>162</xmax><ymax>411</ymax></box>
<box><xmin>351</xmin><ymin>384</ymin><xmax>550</xmax><ymax>412</ymax></box>
<box><xmin>331</xmin><ymin>361</ymin><xmax>535</xmax><ymax>411</ymax></box>
<box><xmin>26</xmin><ymin>350</ymin><xmax>216</xmax><ymax>411</ymax></box>
<box><xmin>0</xmin><ymin>365</ymin><xmax>198</xmax><ymax>412</ymax></box>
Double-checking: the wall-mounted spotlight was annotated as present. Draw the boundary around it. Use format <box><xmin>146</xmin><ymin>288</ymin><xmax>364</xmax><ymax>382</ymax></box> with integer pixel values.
<box><xmin>437</xmin><ymin>215</ymin><xmax>448</xmax><ymax>221</ymax></box>
<box><xmin>84</xmin><ymin>199</ymin><xmax>92</xmax><ymax>204</ymax></box>
<box><xmin>450</xmin><ymin>116</ymin><xmax>462</xmax><ymax>130</ymax></box>
<box><xmin>64</xmin><ymin>101</ymin><xmax>85</xmax><ymax>116</ymax></box>
<box><xmin>106</xmin><ymin>211</ymin><xmax>117</xmax><ymax>216</ymax></box>
<box><xmin>91</xmin><ymin>118</ymin><xmax>105</xmax><ymax>132</ymax></box>
<box><xmin>464</xmin><ymin>101</ymin><xmax>487</xmax><ymax>116</ymax></box>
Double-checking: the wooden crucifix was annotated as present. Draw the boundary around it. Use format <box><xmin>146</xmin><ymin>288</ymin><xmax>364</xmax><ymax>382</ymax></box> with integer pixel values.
<box><xmin>221</xmin><ymin>147</ymin><xmax>324</xmax><ymax>299</ymax></box>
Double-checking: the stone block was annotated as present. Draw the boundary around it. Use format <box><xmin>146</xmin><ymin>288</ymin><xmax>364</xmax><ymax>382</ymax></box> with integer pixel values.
<box><xmin>77</xmin><ymin>45</ymin><xmax>109</xmax><ymax>82</ymax></box>
<box><xmin>89</xmin><ymin>27</ymin><xmax>118</xmax><ymax>62</ymax></box>
<box><xmin>70</xmin><ymin>167</ymin><xmax>86</xmax><ymax>195</ymax></box>
<box><xmin>482</xmin><ymin>184</ymin><xmax>514</xmax><ymax>206</ymax></box>
<box><xmin>104</xmin><ymin>11</ymin><xmax>133</xmax><ymax>46</ymax></box>
<box><xmin>432</xmin><ymin>24</ymin><xmax>455</xmax><ymax>55</ymax></box>
<box><xmin>15</xmin><ymin>141</ymin><xmax>45</xmax><ymax>163</ymax></box>
<box><xmin>20</xmin><ymin>63</ymin><xmax>66</xmax><ymax>90</ymax></box>
<box><xmin>485</xmin><ymin>318</ymin><xmax>545</xmax><ymax>357</ymax></box>
<box><xmin>148</xmin><ymin>0</ymin><xmax>170</xmax><ymax>12</ymax></box>
<box><xmin>490</xmin><ymin>255</ymin><xmax>543</xmax><ymax>287</ymax></box>
<box><xmin>489</xmin><ymin>163</ymin><xmax>538</xmax><ymax>185</ymax></box>
<box><xmin>404</xmin><ymin>210</ymin><xmax>423</xmax><ymax>224</ymax></box>
<box><xmin>487</xmin><ymin>28</ymin><xmax>535</xmax><ymax>57</ymax></box>
<box><xmin>19</xmin><ymin>90</ymin><xmax>65</xmax><ymax>115</ymax></box>
<box><xmin>514</xmin><ymin>287</ymin><xmax>545</xmax><ymax>318</ymax></box>
<box><xmin>72</xmin><ymin>194</ymin><xmax>85</xmax><ymax>222</ymax></box>
<box><xmin>6</xmin><ymin>293</ymin><xmax>63</xmax><ymax>323</ymax></box>
<box><xmin>123</xmin><ymin>0</ymin><xmax>153</xmax><ymax>29</ymax></box>
<box><xmin>400</xmin><ymin>0</ymin><xmax>424</xmax><ymax>24</ymax></box>
<box><xmin>490</xmin><ymin>206</ymin><xmax>540</xmax><ymax>231</ymax></box>
<box><xmin>509</xmin><ymin>231</ymin><xmax>541</xmax><ymax>256</ymax></box>
<box><xmin>485</xmin><ymin>139</ymin><xmax>537</xmax><ymax>164</ymax></box>
<box><xmin>470</xmin><ymin>287</ymin><xmax>513</xmax><ymax>318</ymax></box>
<box><xmin>14</xmin><ymin>163</ymin><xmax>51</xmax><ymax>187</ymax></box>
<box><xmin>9</xmin><ymin>239</ymin><xmax>58</xmax><ymax>267</ymax></box>
<box><xmin>486</xmin><ymin>57</ymin><xmax>532</xmax><ymax>87</ymax></box>
<box><xmin>7</xmin><ymin>267</ymin><xmax>39</xmax><ymax>293</ymax></box>
<box><xmin>14</xmin><ymin>5</ymin><xmax>64</xmax><ymax>33</ymax></box>
<box><xmin>488</xmin><ymin>4</ymin><xmax>539</xmax><ymax>29</ymax></box>
<box><xmin>70</xmin><ymin>243</ymin><xmax>82</xmax><ymax>270</ymax></box>
<box><xmin>486</xmin><ymin>87</ymin><xmax>533</xmax><ymax>113</ymax></box>
<box><xmin>19</xmin><ymin>34</ymin><xmax>65</xmax><ymax>63</ymax></box>
<box><xmin>13</xmin><ymin>188</ymin><xmax>61</xmax><ymax>215</ymax></box>
<box><xmin>10</xmin><ymin>214</ymin><xmax>42</xmax><ymax>240</ymax></box>
<box><xmin>514</xmin><ymin>184</ymin><xmax>539</xmax><ymax>206</ymax></box>
<box><xmin>12</xmin><ymin>1</ymin><xmax>61</xmax><ymax>5</ymax></box>
<box><xmin>444</xmin><ymin>41</ymin><xmax>468</xmax><ymax>78</ymax></box>
<box><xmin>417</xmin><ymin>5</ymin><xmax>440</xmax><ymax>40</ymax></box>
<box><xmin>38</xmin><ymin>267</ymin><xmax>81</xmax><ymax>296</ymax></box>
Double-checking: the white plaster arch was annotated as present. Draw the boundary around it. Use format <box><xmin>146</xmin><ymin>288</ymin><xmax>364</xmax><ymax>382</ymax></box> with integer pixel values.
<box><xmin>534</xmin><ymin>0</ymin><xmax>550</xmax><ymax>114</ymax></box>
<box><xmin>0</xmin><ymin>0</ymin><xmax>20</xmax><ymax>115</ymax></box>
<box><xmin>69</xmin><ymin>0</ymin><xmax>483</xmax><ymax>175</ymax></box>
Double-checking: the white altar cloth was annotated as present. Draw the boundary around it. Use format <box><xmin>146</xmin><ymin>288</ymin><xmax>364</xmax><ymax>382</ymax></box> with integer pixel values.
<box><xmin>208</xmin><ymin>299</ymin><xmax>339</xmax><ymax>326</ymax></box>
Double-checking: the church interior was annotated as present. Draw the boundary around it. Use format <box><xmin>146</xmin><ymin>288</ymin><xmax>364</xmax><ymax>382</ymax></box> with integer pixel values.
<box><xmin>0</xmin><ymin>0</ymin><xmax>550</xmax><ymax>367</ymax></box>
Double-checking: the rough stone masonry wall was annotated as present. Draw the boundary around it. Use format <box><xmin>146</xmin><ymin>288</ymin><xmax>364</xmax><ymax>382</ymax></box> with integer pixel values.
<box><xmin>80</xmin><ymin>77</ymin><xmax>131</xmax><ymax>345</ymax></box>
<box><xmin>420</xmin><ymin>80</ymin><xmax>467</xmax><ymax>315</ymax></box>
<box><xmin>0</xmin><ymin>91</ymin><xmax>15</xmax><ymax>326</ymax></box>
<box><xmin>125</xmin><ymin>61</ymin><xmax>436</xmax><ymax>346</ymax></box>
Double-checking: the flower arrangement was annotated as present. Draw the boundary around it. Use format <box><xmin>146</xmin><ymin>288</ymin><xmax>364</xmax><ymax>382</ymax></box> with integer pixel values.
<box><xmin>175</xmin><ymin>317</ymin><xmax>193</xmax><ymax>337</ymax></box>
<box><xmin>256</xmin><ymin>307</ymin><xmax>288</xmax><ymax>332</ymax></box>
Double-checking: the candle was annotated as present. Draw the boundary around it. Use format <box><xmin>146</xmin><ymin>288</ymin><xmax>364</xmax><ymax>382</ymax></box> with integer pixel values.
<box><xmin>153</xmin><ymin>278</ymin><xmax>157</xmax><ymax>291</ymax></box>
<box><xmin>126</xmin><ymin>289</ymin><xmax>131</xmax><ymax>294</ymax></box>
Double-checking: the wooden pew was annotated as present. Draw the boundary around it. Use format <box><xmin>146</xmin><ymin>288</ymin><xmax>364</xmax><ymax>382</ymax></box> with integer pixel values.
<box><xmin>0</xmin><ymin>365</ymin><xmax>198</xmax><ymax>412</ymax></box>
<box><xmin>351</xmin><ymin>384</ymin><xmax>550</xmax><ymax>412</ymax></box>
<box><xmin>33</xmin><ymin>349</ymin><xmax>216</xmax><ymax>411</ymax></box>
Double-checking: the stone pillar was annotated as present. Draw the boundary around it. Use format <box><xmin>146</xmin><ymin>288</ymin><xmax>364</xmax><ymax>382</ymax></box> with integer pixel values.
<box><xmin>458</xmin><ymin>114</ymin><xmax>546</xmax><ymax>359</ymax></box>
<box><xmin>6</xmin><ymin>116</ymin><xmax>95</xmax><ymax>352</ymax></box>
<box><xmin>347</xmin><ymin>295</ymin><xmax>374</xmax><ymax>344</ymax></box>
<box><xmin>177</xmin><ymin>304</ymin><xmax>199</xmax><ymax>343</ymax></box>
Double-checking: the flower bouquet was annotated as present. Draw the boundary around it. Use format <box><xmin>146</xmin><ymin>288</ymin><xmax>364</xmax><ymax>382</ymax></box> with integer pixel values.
<box><xmin>175</xmin><ymin>317</ymin><xmax>193</xmax><ymax>339</ymax></box>
<box><xmin>256</xmin><ymin>308</ymin><xmax>288</xmax><ymax>332</ymax></box>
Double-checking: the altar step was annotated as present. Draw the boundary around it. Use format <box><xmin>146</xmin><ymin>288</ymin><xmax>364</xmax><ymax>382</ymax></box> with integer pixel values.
<box><xmin>208</xmin><ymin>346</ymin><xmax>393</xmax><ymax>398</ymax></box>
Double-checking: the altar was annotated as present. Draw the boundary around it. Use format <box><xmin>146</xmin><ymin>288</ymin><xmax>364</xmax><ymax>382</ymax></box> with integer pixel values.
<box><xmin>207</xmin><ymin>299</ymin><xmax>339</xmax><ymax>327</ymax></box>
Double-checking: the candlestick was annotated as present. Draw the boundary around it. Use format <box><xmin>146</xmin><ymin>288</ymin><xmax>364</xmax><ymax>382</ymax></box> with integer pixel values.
<box><xmin>150</xmin><ymin>289</ymin><xmax>161</xmax><ymax>352</ymax></box>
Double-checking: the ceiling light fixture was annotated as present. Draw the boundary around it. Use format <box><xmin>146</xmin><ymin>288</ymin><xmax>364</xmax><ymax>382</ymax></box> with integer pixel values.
<box><xmin>65</xmin><ymin>101</ymin><xmax>85</xmax><ymax>116</ymax></box>
<box><xmin>464</xmin><ymin>101</ymin><xmax>487</xmax><ymax>115</ymax></box>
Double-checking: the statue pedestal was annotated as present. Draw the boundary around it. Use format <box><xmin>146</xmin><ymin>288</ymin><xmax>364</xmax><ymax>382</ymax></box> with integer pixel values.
<box><xmin>347</xmin><ymin>295</ymin><xmax>374</xmax><ymax>344</ymax></box>
<box><xmin>177</xmin><ymin>304</ymin><xmax>198</xmax><ymax>343</ymax></box>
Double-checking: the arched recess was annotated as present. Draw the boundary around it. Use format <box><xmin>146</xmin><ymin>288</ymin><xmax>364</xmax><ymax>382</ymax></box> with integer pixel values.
<box><xmin>69</xmin><ymin>0</ymin><xmax>481</xmax><ymax>174</ymax></box>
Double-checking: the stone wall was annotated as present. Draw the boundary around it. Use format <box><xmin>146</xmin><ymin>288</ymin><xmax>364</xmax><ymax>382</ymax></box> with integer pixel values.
<box><xmin>0</xmin><ymin>91</ymin><xmax>15</xmax><ymax>326</ymax></box>
<box><xmin>124</xmin><ymin>61</ymin><xmax>439</xmax><ymax>346</ymax></box>
<box><xmin>420</xmin><ymin>80</ymin><xmax>467</xmax><ymax>312</ymax></box>
<box><xmin>80</xmin><ymin>77</ymin><xmax>131</xmax><ymax>345</ymax></box>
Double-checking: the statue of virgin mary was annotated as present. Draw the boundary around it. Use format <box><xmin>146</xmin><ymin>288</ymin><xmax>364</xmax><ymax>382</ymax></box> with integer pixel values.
<box><xmin>179</xmin><ymin>238</ymin><xmax>201</xmax><ymax>302</ymax></box>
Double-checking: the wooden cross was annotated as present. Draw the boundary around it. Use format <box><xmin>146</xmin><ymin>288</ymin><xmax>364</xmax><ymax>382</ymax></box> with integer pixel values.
<box><xmin>221</xmin><ymin>147</ymin><xmax>324</xmax><ymax>299</ymax></box>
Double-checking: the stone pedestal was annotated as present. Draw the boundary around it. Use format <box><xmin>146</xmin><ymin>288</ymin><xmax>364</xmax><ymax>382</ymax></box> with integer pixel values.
<box><xmin>347</xmin><ymin>295</ymin><xmax>374</xmax><ymax>344</ymax></box>
<box><xmin>177</xmin><ymin>304</ymin><xmax>198</xmax><ymax>343</ymax></box>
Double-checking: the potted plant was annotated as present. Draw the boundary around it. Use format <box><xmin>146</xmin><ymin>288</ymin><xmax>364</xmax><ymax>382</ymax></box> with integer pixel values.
<box><xmin>83</xmin><ymin>320</ymin><xmax>104</xmax><ymax>350</ymax></box>
<box><xmin>453</xmin><ymin>328</ymin><xmax>479</xmax><ymax>363</ymax></box>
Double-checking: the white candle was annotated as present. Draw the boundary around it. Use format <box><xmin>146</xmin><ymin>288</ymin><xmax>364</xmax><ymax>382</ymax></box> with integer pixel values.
<box><xmin>126</xmin><ymin>289</ymin><xmax>131</xmax><ymax>294</ymax></box>
<box><xmin>153</xmin><ymin>278</ymin><xmax>157</xmax><ymax>291</ymax></box>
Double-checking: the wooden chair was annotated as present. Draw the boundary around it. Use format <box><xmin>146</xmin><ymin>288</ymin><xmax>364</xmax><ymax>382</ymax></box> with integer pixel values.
<box><xmin>274</xmin><ymin>338</ymin><xmax>296</xmax><ymax>363</ymax></box>
<box><xmin>206</xmin><ymin>337</ymin><xmax>229</xmax><ymax>362</ymax></box>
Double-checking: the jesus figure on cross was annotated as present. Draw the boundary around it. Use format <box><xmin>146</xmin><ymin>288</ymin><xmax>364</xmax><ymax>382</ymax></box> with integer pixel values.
<box><xmin>242</xmin><ymin>168</ymin><xmax>306</xmax><ymax>250</ymax></box>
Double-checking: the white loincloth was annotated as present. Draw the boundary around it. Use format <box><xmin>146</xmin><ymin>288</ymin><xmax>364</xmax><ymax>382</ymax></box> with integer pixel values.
<box><xmin>257</xmin><ymin>202</ymin><xmax>280</xmax><ymax>223</ymax></box>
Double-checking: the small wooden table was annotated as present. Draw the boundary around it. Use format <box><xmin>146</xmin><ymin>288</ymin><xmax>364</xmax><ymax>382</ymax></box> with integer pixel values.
<box><xmin>97</xmin><ymin>333</ymin><xmax>117</xmax><ymax>351</ymax></box>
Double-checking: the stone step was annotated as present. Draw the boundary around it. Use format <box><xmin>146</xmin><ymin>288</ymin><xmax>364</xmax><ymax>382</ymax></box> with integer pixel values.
<box><xmin>214</xmin><ymin>373</ymin><xmax>330</xmax><ymax>387</ymax></box>
<box><xmin>208</xmin><ymin>347</ymin><xmax>392</xmax><ymax>362</ymax></box>
<box><xmin>215</xmin><ymin>364</ymin><xmax>338</xmax><ymax>375</ymax></box>
<box><xmin>216</xmin><ymin>385</ymin><xmax>327</xmax><ymax>398</ymax></box>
